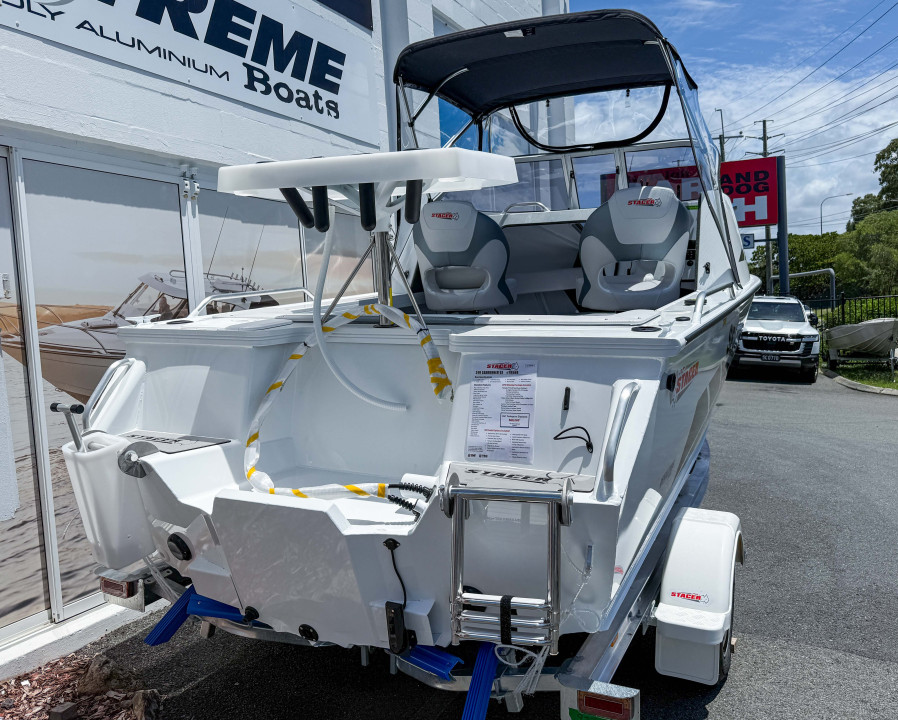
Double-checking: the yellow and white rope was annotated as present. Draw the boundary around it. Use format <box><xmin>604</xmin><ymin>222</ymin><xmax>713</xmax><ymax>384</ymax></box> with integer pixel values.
<box><xmin>243</xmin><ymin>303</ymin><xmax>451</xmax><ymax>494</ymax></box>
<box><xmin>265</xmin><ymin>482</ymin><xmax>388</xmax><ymax>499</ymax></box>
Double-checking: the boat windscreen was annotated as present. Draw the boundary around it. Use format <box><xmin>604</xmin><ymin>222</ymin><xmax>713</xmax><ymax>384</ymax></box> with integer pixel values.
<box><xmin>499</xmin><ymin>85</ymin><xmax>687</xmax><ymax>153</ymax></box>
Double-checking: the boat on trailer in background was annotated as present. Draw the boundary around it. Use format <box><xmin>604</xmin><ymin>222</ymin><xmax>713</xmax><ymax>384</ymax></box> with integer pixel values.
<box><xmin>58</xmin><ymin>10</ymin><xmax>758</xmax><ymax>719</ymax></box>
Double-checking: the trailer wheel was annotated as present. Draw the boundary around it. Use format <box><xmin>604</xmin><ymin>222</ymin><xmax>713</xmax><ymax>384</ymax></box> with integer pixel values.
<box><xmin>717</xmin><ymin>579</ymin><xmax>735</xmax><ymax>683</ymax></box>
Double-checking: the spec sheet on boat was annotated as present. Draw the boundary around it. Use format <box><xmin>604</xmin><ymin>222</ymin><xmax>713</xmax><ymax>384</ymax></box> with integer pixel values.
<box><xmin>465</xmin><ymin>361</ymin><xmax>537</xmax><ymax>463</ymax></box>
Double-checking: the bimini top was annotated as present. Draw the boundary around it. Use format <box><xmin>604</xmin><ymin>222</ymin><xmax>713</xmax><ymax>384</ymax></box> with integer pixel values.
<box><xmin>393</xmin><ymin>9</ymin><xmax>696</xmax><ymax>119</ymax></box>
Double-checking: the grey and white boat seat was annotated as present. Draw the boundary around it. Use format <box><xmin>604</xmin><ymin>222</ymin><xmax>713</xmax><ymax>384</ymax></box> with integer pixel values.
<box><xmin>577</xmin><ymin>185</ymin><xmax>693</xmax><ymax>312</ymax></box>
<box><xmin>413</xmin><ymin>200</ymin><xmax>516</xmax><ymax>311</ymax></box>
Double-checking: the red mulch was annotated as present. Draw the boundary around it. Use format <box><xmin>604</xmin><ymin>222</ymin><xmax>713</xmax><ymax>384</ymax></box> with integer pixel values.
<box><xmin>0</xmin><ymin>655</ymin><xmax>136</xmax><ymax>720</ymax></box>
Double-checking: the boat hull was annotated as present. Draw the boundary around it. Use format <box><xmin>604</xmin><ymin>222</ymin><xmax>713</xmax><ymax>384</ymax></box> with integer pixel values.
<box><xmin>60</xmin><ymin>280</ymin><xmax>754</xmax><ymax>651</ymax></box>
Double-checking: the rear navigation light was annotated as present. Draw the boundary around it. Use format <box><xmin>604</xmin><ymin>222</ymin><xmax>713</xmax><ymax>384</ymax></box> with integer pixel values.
<box><xmin>100</xmin><ymin>577</ymin><xmax>137</xmax><ymax>599</ymax></box>
<box><xmin>578</xmin><ymin>690</ymin><xmax>633</xmax><ymax>720</ymax></box>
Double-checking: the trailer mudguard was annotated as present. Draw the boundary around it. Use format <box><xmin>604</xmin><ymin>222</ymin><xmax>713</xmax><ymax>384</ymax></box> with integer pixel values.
<box><xmin>654</xmin><ymin>508</ymin><xmax>743</xmax><ymax>685</ymax></box>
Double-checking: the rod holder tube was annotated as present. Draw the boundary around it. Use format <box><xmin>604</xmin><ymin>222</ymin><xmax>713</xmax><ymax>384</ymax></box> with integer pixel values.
<box><xmin>279</xmin><ymin>188</ymin><xmax>315</xmax><ymax>229</ymax></box>
<box><xmin>359</xmin><ymin>183</ymin><xmax>377</xmax><ymax>231</ymax></box>
<box><xmin>311</xmin><ymin>186</ymin><xmax>330</xmax><ymax>232</ymax></box>
<box><xmin>404</xmin><ymin>179</ymin><xmax>423</xmax><ymax>224</ymax></box>
<box><xmin>50</xmin><ymin>403</ymin><xmax>84</xmax><ymax>452</ymax></box>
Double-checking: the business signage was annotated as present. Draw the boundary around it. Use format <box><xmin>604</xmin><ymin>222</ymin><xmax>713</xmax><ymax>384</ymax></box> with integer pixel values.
<box><xmin>600</xmin><ymin>156</ymin><xmax>780</xmax><ymax>229</ymax></box>
<box><xmin>0</xmin><ymin>0</ymin><xmax>379</xmax><ymax>144</ymax></box>
<box><xmin>720</xmin><ymin>157</ymin><xmax>779</xmax><ymax>228</ymax></box>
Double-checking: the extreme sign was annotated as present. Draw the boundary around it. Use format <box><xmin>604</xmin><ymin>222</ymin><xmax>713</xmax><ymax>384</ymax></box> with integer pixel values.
<box><xmin>0</xmin><ymin>0</ymin><xmax>379</xmax><ymax>144</ymax></box>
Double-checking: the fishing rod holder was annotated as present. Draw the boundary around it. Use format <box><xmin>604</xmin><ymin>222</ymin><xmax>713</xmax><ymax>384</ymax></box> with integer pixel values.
<box><xmin>50</xmin><ymin>402</ymin><xmax>84</xmax><ymax>451</ymax></box>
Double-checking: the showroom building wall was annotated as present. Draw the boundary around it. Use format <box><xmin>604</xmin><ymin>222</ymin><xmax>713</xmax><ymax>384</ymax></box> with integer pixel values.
<box><xmin>0</xmin><ymin>0</ymin><xmax>563</xmax><ymax>641</ymax></box>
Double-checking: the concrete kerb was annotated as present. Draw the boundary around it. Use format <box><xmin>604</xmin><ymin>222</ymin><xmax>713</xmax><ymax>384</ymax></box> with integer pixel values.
<box><xmin>822</xmin><ymin>369</ymin><xmax>898</xmax><ymax>396</ymax></box>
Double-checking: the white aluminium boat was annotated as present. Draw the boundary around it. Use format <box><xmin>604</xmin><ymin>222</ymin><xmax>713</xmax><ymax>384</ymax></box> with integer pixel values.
<box><xmin>59</xmin><ymin>11</ymin><xmax>758</xmax><ymax>717</ymax></box>
<box><xmin>826</xmin><ymin>318</ymin><xmax>898</xmax><ymax>355</ymax></box>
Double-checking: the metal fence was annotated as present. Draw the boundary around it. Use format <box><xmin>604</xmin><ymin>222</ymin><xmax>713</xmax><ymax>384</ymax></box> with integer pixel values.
<box><xmin>805</xmin><ymin>293</ymin><xmax>898</xmax><ymax>328</ymax></box>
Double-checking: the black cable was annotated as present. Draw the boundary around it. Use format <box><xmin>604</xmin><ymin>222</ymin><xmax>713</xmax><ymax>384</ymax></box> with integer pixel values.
<box><xmin>389</xmin><ymin>482</ymin><xmax>433</xmax><ymax>500</ymax></box>
<box><xmin>387</xmin><ymin>494</ymin><xmax>421</xmax><ymax>519</ymax></box>
<box><xmin>553</xmin><ymin>425</ymin><xmax>593</xmax><ymax>453</ymax></box>
<box><xmin>383</xmin><ymin>538</ymin><xmax>407</xmax><ymax>609</ymax></box>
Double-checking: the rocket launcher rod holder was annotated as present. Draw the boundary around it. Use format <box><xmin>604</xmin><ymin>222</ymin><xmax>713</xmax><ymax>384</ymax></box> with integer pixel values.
<box><xmin>280</xmin><ymin>180</ymin><xmax>425</xmax><ymax>234</ymax></box>
<box><xmin>50</xmin><ymin>402</ymin><xmax>84</xmax><ymax>451</ymax></box>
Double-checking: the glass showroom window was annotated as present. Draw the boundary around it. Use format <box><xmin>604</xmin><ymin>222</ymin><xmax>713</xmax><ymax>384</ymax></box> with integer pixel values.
<box><xmin>23</xmin><ymin>160</ymin><xmax>186</xmax><ymax>604</ymax></box>
<box><xmin>0</xmin><ymin>152</ymin><xmax>51</xmax><ymax>629</ymax></box>
<box><xmin>304</xmin><ymin>210</ymin><xmax>375</xmax><ymax>298</ymax></box>
<box><xmin>197</xmin><ymin>189</ymin><xmax>307</xmax><ymax>311</ymax></box>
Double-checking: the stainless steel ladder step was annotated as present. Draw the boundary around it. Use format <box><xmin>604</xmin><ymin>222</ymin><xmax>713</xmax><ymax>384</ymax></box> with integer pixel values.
<box><xmin>441</xmin><ymin>464</ymin><xmax>574</xmax><ymax>654</ymax></box>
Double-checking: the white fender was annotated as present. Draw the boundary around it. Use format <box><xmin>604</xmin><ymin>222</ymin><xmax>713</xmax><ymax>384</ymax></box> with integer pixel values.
<box><xmin>654</xmin><ymin>507</ymin><xmax>743</xmax><ymax>685</ymax></box>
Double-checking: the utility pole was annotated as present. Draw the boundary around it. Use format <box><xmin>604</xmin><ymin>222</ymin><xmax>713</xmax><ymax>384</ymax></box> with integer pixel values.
<box><xmin>714</xmin><ymin>108</ymin><xmax>742</xmax><ymax>163</ymax></box>
<box><xmin>746</xmin><ymin>120</ymin><xmax>784</xmax><ymax>294</ymax></box>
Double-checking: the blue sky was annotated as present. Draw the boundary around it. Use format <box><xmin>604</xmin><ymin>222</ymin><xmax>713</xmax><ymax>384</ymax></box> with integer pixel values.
<box><xmin>569</xmin><ymin>1</ymin><xmax>898</xmax><ymax>234</ymax></box>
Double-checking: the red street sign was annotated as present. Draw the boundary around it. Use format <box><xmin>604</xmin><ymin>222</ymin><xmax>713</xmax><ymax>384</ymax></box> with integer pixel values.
<box><xmin>600</xmin><ymin>156</ymin><xmax>780</xmax><ymax>228</ymax></box>
<box><xmin>720</xmin><ymin>157</ymin><xmax>779</xmax><ymax>228</ymax></box>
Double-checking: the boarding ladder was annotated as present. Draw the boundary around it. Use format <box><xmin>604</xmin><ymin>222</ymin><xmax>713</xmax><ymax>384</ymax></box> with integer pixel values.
<box><xmin>441</xmin><ymin>465</ymin><xmax>573</xmax><ymax>655</ymax></box>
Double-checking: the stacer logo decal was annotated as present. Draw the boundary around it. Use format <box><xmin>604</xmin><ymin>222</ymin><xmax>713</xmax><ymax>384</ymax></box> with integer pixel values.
<box><xmin>671</xmin><ymin>590</ymin><xmax>709</xmax><ymax>604</ymax></box>
<box><xmin>671</xmin><ymin>361</ymin><xmax>699</xmax><ymax>403</ymax></box>
<box><xmin>627</xmin><ymin>198</ymin><xmax>662</xmax><ymax>206</ymax></box>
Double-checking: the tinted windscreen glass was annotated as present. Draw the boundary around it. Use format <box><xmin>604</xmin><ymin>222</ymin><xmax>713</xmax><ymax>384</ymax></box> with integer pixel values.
<box><xmin>624</xmin><ymin>146</ymin><xmax>701</xmax><ymax>201</ymax></box>
<box><xmin>511</xmin><ymin>87</ymin><xmax>687</xmax><ymax>149</ymax></box>
<box><xmin>748</xmin><ymin>302</ymin><xmax>805</xmax><ymax>322</ymax></box>
<box><xmin>446</xmin><ymin>159</ymin><xmax>570</xmax><ymax>212</ymax></box>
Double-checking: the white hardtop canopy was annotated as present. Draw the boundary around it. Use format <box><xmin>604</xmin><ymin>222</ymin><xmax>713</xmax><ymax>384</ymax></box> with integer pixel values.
<box><xmin>218</xmin><ymin>147</ymin><xmax>516</xmax><ymax>200</ymax></box>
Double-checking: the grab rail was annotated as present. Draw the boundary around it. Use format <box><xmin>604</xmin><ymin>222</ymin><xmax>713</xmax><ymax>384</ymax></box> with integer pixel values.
<box><xmin>600</xmin><ymin>381</ymin><xmax>640</xmax><ymax>485</ymax></box>
<box><xmin>83</xmin><ymin>357</ymin><xmax>135</xmax><ymax>431</ymax></box>
<box><xmin>188</xmin><ymin>286</ymin><xmax>315</xmax><ymax>318</ymax></box>
<box><xmin>690</xmin><ymin>280</ymin><xmax>736</xmax><ymax>328</ymax></box>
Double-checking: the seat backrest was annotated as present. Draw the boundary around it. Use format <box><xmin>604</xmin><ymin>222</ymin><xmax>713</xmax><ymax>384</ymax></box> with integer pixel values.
<box><xmin>578</xmin><ymin>185</ymin><xmax>693</xmax><ymax>310</ymax></box>
<box><xmin>413</xmin><ymin>201</ymin><xmax>515</xmax><ymax>311</ymax></box>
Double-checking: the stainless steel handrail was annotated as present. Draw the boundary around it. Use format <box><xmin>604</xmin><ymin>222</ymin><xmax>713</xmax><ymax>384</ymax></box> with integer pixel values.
<box><xmin>188</xmin><ymin>286</ymin><xmax>315</xmax><ymax>318</ymax></box>
<box><xmin>502</xmin><ymin>201</ymin><xmax>550</xmax><ymax>214</ymax></box>
<box><xmin>690</xmin><ymin>280</ymin><xmax>736</xmax><ymax>329</ymax></box>
<box><xmin>83</xmin><ymin>357</ymin><xmax>135</xmax><ymax>431</ymax></box>
<box><xmin>600</xmin><ymin>381</ymin><xmax>640</xmax><ymax>486</ymax></box>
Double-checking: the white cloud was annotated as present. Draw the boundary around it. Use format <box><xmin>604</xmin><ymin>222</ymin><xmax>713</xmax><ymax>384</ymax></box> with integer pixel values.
<box><xmin>695</xmin><ymin>62</ymin><xmax>897</xmax><ymax>235</ymax></box>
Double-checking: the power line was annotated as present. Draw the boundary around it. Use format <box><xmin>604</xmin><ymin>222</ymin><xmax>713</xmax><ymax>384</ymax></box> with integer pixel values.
<box><xmin>784</xmin><ymin>119</ymin><xmax>898</xmax><ymax>161</ymax></box>
<box><xmin>733</xmin><ymin>30</ymin><xmax>898</xmax><ymax>137</ymax></box>
<box><xmin>725</xmin><ymin>1</ymin><xmax>898</xmax><ymax>130</ymax></box>
<box><xmin>790</xmin><ymin>150</ymin><xmax>879</xmax><ymax>167</ymax></box>
<box><xmin>790</xmin><ymin>201</ymin><xmax>898</xmax><ymax>227</ymax></box>
<box><xmin>781</xmin><ymin>83</ymin><xmax>898</xmax><ymax>147</ymax></box>
<box><xmin>717</xmin><ymin>0</ymin><xmax>891</xmax><ymax>113</ymax></box>
<box><xmin>776</xmin><ymin>59</ymin><xmax>898</xmax><ymax>130</ymax></box>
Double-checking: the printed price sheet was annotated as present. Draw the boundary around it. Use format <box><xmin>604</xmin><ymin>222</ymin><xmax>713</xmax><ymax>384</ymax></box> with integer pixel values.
<box><xmin>465</xmin><ymin>360</ymin><xmax>537</xmax><ymax>463</ymax></box>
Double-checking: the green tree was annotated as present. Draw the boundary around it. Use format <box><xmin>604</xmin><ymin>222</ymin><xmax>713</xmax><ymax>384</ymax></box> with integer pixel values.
<box><xmin>846</xmin><ymin>193</ymin><xmax>882</xmax><ymax>231</ymax></box>
<box><xmin>753</xmin><ymin>232</ymin><xmax>839</xmax><ymax>298</ymax></box>
<box><xmin>849</xmin><ymin>209</ymin><xmax>898</xmax><ymax>294</ymax></box>
<box><xmin>875</xmin><ymin>137</ymin><xmax>898</xmax><ymax>203</ymax></box>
